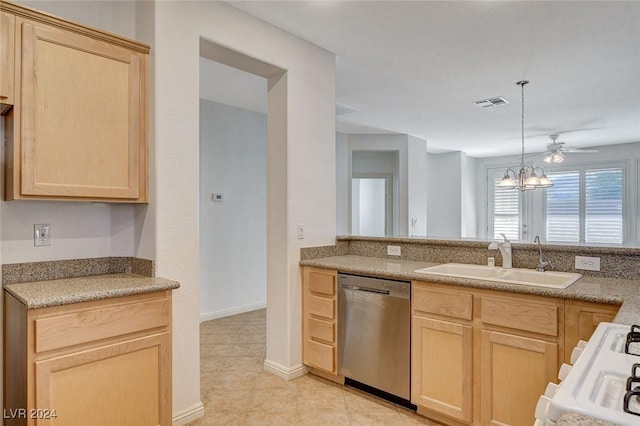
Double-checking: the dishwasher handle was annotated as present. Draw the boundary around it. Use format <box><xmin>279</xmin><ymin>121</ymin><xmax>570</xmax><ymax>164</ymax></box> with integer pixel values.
<box><xmin>353</xmin><ymin>286</ymin><xmax>390</xmax><ymax>295</ymax></box>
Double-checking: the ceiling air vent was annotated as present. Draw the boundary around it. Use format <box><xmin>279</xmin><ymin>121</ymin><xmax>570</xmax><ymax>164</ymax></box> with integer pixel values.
<box><xmin>474</xmin><ymin>97</ymin><xmax>509</xmax><ymax>108</ymax></box>
<box><xmin>336</xmin><ymin>103</ymin><xmax>359</xmax><ymax>116</ymax></box>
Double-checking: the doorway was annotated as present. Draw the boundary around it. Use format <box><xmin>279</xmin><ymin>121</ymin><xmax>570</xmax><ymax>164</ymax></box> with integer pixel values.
<box><xmin>351</xmin><ymin>174</ymin><xmax>393</xmax><ymax>236</ymax></box>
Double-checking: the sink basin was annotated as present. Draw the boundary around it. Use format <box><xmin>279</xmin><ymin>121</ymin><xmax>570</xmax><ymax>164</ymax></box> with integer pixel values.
<box><xmin>414</xmin><ymin>263</ymin><xmax>582</xmax><ymax>289</ymax></box>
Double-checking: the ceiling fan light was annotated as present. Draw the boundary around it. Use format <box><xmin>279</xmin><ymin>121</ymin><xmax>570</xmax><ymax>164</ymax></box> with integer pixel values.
<box><xmin>552</xmin><ymin>152</ymin><xmax>565</xmax><ymax>163</ymax></box>
<box><xmin>544</xmin><ymin>154</ymin><xmax>553</xmax><ymax>163</ymax></box>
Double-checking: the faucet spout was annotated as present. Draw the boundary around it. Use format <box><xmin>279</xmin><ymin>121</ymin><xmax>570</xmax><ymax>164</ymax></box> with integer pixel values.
<box><xmin>489</xmin><ymin>236</ymin><xmax>512</xmax><ymax>269</ymax></box>
<box><xmin>534</xmin><ymin>235</ymin><xmax>551</xmax><ymax>272</ymax></box>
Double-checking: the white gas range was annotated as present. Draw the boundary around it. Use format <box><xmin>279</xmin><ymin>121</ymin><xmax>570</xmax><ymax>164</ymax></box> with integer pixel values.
<box><xmin>535</xmin><ymin>322</ymin><xmax>640</xmax><ymax>425</ymax></box>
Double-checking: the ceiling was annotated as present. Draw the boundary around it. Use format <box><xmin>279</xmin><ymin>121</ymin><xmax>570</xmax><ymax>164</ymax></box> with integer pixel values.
<box><xmin>219</xmin><ymin>1</ymin><xmax>640</xmax><ymax>158</ymax></box>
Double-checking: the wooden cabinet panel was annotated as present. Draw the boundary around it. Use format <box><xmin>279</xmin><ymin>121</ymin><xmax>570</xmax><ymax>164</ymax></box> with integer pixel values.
<box><xmin>413</xmin><ymin>285</ymin><xmax>472</xmax><ymax>320</ymax></box>
<box><xmin>20</xmin><ymin>22</ymin><xmax>143</xmax><ymax>199</ymax></box>
<box><xmin>35</xmin><ymin>333</ymin><xmax>170</xmax><ymax>426</ymax></box>
<box><xmin>0</xmin><ymin>11</ymin><xmax>15</xmax><ymax>112</ymax></box>
<box><xmin>481</xmin><ymin>295</ymin><xmax>558</xmax><ymax>336</ymax></box>
<box><xmin>481</xmin><ymin>330</ymin><xmax>558</xmax><ymax>426</ymax></box>
<box><xmin>305</xmin><ymin>340</ymin><xmax>336</xmax><ymax>373</ymax></box>
<box><xmin>4</xmin><ymin>291</ymin><xmax>172</xmax><ymax>426</ymax></box>
<box><xmin>35</xmin><ymin>297</ymin><xmax>170</xmax><ymax>353</ymax></box>
<box><xmin>307</xmin><ymin>270</ymin><xmax>336</xmax><ymax>295</ymax></box>
<box><xmin>412</xmin><ymin>316</ymin><xmax>472</xmax><ymax>422</ymax></box>
<box><xmin>1</xmin><ymin>0</ymin><xmax>149</xmax><ymax>202</ymax></box>
<box><xmin>302</xmin><ymin>267</ymin><xmax>339</xmax><ymax>377</ymax></box>
<box><xmin>308</xmin><ymin>294</ymin><xmax>334</xmax><ymax>320</ymax></box>
<box><xmin>309</xmin><ymin>318</ymin><xmax>335</xmax><ymax>343</ymax></box>
<box><xmin>564</xmin><ymin>300</ymin><xmax>620</xmax><ymax>363</ymax></box>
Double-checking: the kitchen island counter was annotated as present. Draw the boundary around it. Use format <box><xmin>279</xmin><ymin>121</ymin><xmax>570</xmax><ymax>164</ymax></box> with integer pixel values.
<box><xmin>300</xmin><ymin>255</ymin><xmax>639</xmax><ymax>324</ymax></box>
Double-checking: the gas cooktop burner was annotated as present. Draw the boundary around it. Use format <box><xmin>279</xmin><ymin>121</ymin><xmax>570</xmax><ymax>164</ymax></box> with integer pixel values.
<box><xmin>625</xmin><ymin>325</ymin><xmax>640</xmax><ymax>356</ymax></box>
<box><xmin>624</xmin><ymin>363</ymin><xmax>640</xmax><ymax>416</ymax></box>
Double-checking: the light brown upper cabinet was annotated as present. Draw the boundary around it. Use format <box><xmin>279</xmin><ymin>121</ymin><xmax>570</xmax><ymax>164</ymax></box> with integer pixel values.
<box><xmin>1</xmin><ymin>1</ymin><xmax>149</xmax><ymax>202</ymax></box>
<box><xmin>0</xmin><ymin>11</ymin><xmax>15</xmax><ymax>113</ymax></box>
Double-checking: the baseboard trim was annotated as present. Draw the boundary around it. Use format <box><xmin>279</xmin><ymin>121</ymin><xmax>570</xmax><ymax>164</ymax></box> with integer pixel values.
<box><xmin>200</xmin><ymin>301</ymin><xmax>266</xmax><ymax>322</ymax></box>
<box><xmin>172</xmin><ymin>401</ymin><xmax>204</xmax><ymax>426</ymax></box>
<box><xmin>263</xmin><ymin>359</ymin><xmax>307</xmax><ymax>380</ymax></box>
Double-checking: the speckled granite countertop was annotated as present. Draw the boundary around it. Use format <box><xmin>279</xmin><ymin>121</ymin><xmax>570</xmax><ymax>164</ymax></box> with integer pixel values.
<box><xmin>300</xmin><ymin>255</ymin><xmax>640</xmax><ymax>325</ymax></box>
<box><xmin>4</xmin><ymin>273</ymin><xmax>180</xmax><ymax>309</ymax></box>
<box><xmin>556</xmin><ymin>412</ymin><xmax>617</xmax><ymax>426</ymax></box>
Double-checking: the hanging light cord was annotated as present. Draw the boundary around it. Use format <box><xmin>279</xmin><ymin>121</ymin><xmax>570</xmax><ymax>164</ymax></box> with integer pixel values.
<box><xmin>519</xmin><ymin>80</ymin><xmax>528</xmax><ymax>167</ymax></box>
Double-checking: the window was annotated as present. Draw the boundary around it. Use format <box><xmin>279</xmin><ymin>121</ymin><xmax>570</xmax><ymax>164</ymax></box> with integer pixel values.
<box><xmin>488</xmin><ymin>164</ymin><xmax>625</xmax><ymax>244</ymax></box>
<box><xmin>545</xmin><ymin>167</ymin><xmax>624</xmax><ymax>244</ymax></box>
<box><xmin>545</xmin><ymin>171</ymin><xmax>580</xmax><ymax>243</ymax></box>
<box><xmin>490</xmin><ymin>172</ymin><xmax>520</xmax><ymax>241</ymax></box>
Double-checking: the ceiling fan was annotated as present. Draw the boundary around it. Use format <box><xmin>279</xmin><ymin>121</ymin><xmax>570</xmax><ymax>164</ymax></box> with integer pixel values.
<box><xmin>541</xmin><ymin>134</ymin><xmax>599</xmax><ymax>164</ymax></box>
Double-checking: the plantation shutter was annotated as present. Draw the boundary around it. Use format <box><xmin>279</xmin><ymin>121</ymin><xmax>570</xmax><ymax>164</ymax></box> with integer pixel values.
<box><xmin>585</xmin><ymin>168</ymin><xmax>623</xmax><ymax>244</ymax></box>
<box><xmin>546</xmin><ymin>171</ymin><xmax>580</xmax><ymax>243</ymax></box>
<box><xmin>493</xmin><ymin>177</ymin><xmax>519</xmax><ymax>240</ymax></box>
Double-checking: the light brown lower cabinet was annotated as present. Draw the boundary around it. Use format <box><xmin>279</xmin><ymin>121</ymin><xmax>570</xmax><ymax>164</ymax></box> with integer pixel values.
<box><xmin>4</xmin><ymin>290</ymin><xmax>172</xmax><ymax>426</ymax></box>
<box><xmin>480</xmin><ymin>330</ymin><xmax>558</xmax><ymax>426</ymax></box>
<box><xmin>564</xmin><ymin>299</ymin><xmax>620</xmax><ymax>363</ymax></box>
<box><xmin>412</xmin><ymin>315</ymin><xmax>473</xmax><ymax>423</ymax></box>
<box><xmin>412</xmin><ymin>281</ymin><xmax>564</xmax><ymax>426</ymax></box>
<box><xmin>301</xmin><ymin>267</ymin><xmax>341</xmax><ymax>380</ymax></box>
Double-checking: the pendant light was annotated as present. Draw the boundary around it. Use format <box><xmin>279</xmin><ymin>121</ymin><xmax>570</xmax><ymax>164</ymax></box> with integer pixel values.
<box><xmin>498</xmin><ymin>80</ymin><xmax>553</xmax><ymax>190</ymax></box>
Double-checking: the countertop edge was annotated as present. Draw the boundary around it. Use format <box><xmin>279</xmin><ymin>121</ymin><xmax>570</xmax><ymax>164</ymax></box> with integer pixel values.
<box><xmin>4</xmin><ymin>274</ymin><xmax>180</xmax><ymax>310</ymax></box>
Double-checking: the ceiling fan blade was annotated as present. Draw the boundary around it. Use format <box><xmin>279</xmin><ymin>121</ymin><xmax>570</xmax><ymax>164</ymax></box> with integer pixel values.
<box><xmin>564</xmin><ymin>149</ymin><xmax>599</xmax><ymax>153</ymax></box>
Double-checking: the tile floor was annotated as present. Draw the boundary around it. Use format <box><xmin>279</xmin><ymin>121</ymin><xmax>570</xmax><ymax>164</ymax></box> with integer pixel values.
<box><xmin>189</xmin><ymin>309</ymin><xmax>439</xmax><ymax>425</ymax></box>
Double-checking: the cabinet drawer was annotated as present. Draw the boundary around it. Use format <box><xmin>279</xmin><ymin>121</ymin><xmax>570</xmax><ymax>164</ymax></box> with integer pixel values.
<box><xmin>308</xmin><ymin>295</ymin><xmax>335</xmax><ymax>320</ymax></box>
<box><xmin>305</xmin><ymin>340</ymin><xmax>335</xmax><ymax>373</ymax></box>
<box><xmin>307</xmin><ymin>270</ymin><xmax>336</xmax><ymax>296</ymax></box>
<box><xmin>309</xmin><ymin>318</ymin><xmax>335</xmax><ymax>343</ymax></box>
<box><xmin>481</xmin><ymin>296</ymin><xmax>558</xmax><ymax>336</ymax></box>
<box><xmin>413</xmin><ymin>285</ymin><xmax>473</xmax><ymax>320</ymax></box>
<box><xmin>35</xmin><ymin>297</ymin><xmax>170</xmax><ymax>353</ymax></box>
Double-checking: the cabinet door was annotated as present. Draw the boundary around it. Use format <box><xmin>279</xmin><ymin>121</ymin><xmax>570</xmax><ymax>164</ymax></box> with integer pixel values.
<box><xmin>412</xmin><ymin>316</ymin><xmax>472</xmax><ymax>422</ymax></box>
<box><xmin>564</xmin><ymin>300</ymin><xmax>619</xmax><ymax>363</ymax></box>
<box><xmin>20</xmin><ymin>21</ymin><xmax>144</xmax><ymax>199</ymax></box>
<box><xmin>34</xmin><ymin>333</ymin><xmax>170</xmax><ymax>426</ymax></box>
<box><xmin>0</xmin><ymin>11</ymin><xmax>15</xmax><ymax>111</ymax></box>
<box><xmin>481</xmin><ymin>330</ymin><xmax>558</xmax><ymax>426</ymax></box>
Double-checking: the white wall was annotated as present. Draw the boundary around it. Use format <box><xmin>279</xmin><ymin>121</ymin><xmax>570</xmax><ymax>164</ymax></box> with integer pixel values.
<box><xmin>407</xmin><ymin>135</ymin><xmax>428</xmax><ymax>236</ymax></box>
<box><xmin>461</xmin><ymin>154</ymin><xmax>478</xmax><ymax>238</ymax></box>
<box><xmin>152</xmin><ymin>1</ymin><xmax>335</xmax><ymax>421</ymax></box>
<box><xmin>199</xmin><ymin>99</ymin><xmax>266</xmax><ymax>320</ymax></box>
<box><xmin>336</xmin><ymin>132</ymin><xmax>349</xmax><ymax>235</ymax></box>
<box><xmin>427</xmin><ymin>152</ymin><xmax>463</xmax><ymax>238</ymax></box>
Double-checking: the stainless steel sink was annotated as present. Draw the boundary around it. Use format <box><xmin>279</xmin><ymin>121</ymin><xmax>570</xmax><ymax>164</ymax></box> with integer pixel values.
<box><xmin>414</xmin><ymin>263</ymin><xmax>582</xmax><ymax>289</ymax></box>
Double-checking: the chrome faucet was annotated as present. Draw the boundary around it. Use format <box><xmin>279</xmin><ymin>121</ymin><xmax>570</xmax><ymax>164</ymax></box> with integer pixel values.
<box><xmin>534</xmin><ymin>235</ymin><xmax>551</xmax><ymax>272</ymax></box>
<box><xmin>488</xmin><ymin>233</ymin><xmax>512</xmax><ymax>269</ymax></box>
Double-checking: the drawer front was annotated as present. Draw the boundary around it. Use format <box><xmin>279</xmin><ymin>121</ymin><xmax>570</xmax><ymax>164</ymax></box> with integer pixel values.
<box><xmin>481</xmin><ymin>296</ymin><xmax>558</xmax><ymax>336</ymax></box>
<box><xmin>305</xmin><ymin>339</ymin><xmax>335</xmax><ymax>373</ymax></box>
<box><xmin>309</xmin><ymin>317</ymin><xmax>335</xmax><ymax>343</ymax></box>
<box><xmin>413</xmin><ymin>285</ymin><xmax>473</xmax><ymax>320</ymax></box>
<box><xmin>307</xmin><ymin>270</ymin><xmax>336</xmax><ymax>296</ymax></box>
<box><xmin>35</xmin><ymin>297</ymin><xmax>170</xmax><ymax>353</ymax></box>
<box><xmin>308</xmin><ymin>294</ymin><xmax>335</xmax><ymax>320</ymax></box>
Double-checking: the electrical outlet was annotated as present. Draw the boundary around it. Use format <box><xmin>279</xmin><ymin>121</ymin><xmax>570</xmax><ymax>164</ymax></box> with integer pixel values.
<box><xmin>34</xmin><ymin>224</ymin><xmax>51</xmax><ymax>246</ymax></box>
<box><xmin>575</xmin><ymin>256</ymin><xmax>601</xmax><ymax>271</ymax></box>
<box><xmin>387</xmin><ymin>245</ymin><xmax>401</xmax><ymax>256</ymax></box>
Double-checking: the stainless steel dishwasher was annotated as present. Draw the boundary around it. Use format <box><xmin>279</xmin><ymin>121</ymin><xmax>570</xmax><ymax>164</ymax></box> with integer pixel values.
<box><xmin>338</xmin><ymin>272</ymin><xmax>412</xmax><ymax>404</ymax></box>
